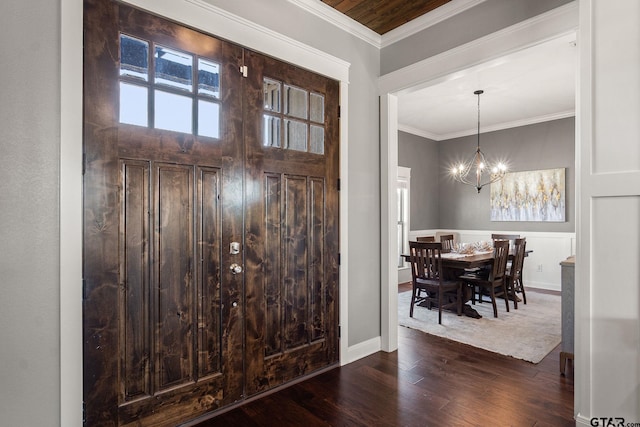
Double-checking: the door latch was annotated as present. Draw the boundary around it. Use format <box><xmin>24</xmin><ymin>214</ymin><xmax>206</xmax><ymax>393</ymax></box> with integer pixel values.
<box><xmin>230</xmin><ymin>263</ymin><xmax>243</xmax><ymax>275</ymax></box>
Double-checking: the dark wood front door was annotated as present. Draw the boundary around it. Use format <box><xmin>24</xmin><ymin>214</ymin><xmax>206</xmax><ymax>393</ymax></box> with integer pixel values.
<box><xmin>82</xmin><ymin>1</ymin><xmax>339</xmax><ymax>426</ymax></box>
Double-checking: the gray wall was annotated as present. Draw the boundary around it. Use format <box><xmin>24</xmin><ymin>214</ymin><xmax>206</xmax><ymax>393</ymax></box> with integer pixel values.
<box><xmin>438</xmin><ymin>117</ymin><xmax>575</xmax><ymax>232</ymax></box>
<box><xmin>399</xmin><ymin>118</ymin><xmax>575</xmax><ymax>233</ymax></box>
<box><xmin>380</xmin><ymin>0</ymin><xmax>573</xmax><ymax>75</ymax></box>
<box><xmin>398</xmin><ymin>131</ymin><xmax>440</xmax><ymax>229</ymax></box>
<box><xmin>0</xmin><ymin>0</ymin><xmax>60</xmax><ymax>425</ymax></box>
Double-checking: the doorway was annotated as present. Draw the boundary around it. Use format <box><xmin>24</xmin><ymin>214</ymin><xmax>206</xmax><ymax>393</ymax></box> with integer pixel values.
<box><xmin>379</xmin><ymin>4</ymin><xmax>578</xmax><ymax>352</ymax></box>
<box><xmin>83</xmin><ymin>1</ymin><xmax>339</xmax><ymax>425</ymax></box>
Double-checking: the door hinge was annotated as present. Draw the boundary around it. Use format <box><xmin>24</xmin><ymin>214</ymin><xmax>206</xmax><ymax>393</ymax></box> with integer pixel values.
<box><xmin>338</xmin><ymin>253</ymin><xmax>341</xmax><ymax>265</ymax></box>
<box><xmin>82</xmin><ymin>279</ymin><xmax>87</xmax><ymax>300</ymax></box>
<box><xmin>82</xmin><ymin>400</ymin><xmax>86</xmax><ymax>425</ymax></box>
<box><xmin>338</xmin><ymin>325</ymin><xmax>341</xmax><ymax>338</ymax></box>
<box><xmin>337</xmin><ymin>179</ymin><xmax>340</xmax><ymax>191</ymax></box>
<box><xmin>239</xmin><ymin>65</ymin><xmax>248</xmax><ymax>78</ymax></box>
<box><xmin>337</xmin><ymin>105</ymin><xmax>341</xmax><ymax>118</ymax></box>
<box><xmin>82</xmin><ymin>152</ymin><xmax>86</xmax><ymax>175</ymax></box>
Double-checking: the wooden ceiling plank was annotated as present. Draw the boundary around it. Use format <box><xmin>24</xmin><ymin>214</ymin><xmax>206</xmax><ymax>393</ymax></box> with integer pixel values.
<box><xmin>322</xmin><ymin>0</ymin><xmax>452</xmax><ymax>35</ymax></box>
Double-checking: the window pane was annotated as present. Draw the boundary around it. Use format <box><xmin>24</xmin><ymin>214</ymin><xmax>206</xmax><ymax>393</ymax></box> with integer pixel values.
<box><xmin>120</xmin><ymin>82</ymin><xmax>148</xmax><ymax>127</ymax></box>
<box><xmin>120</xmin><ymin>34</ymin><xmax>149</xmax><ymax>81</ymax></box>
<box><xmin>155</xmin><ymin>46</ymin><xmax>193</xmax><ymax>91</ymax></box>
<box><xmin>263</xmin><ymin>114</ymin><xmax>281</xmax><ymax>148</ymax></box>
<box><xmin>264</xmin><ymin>78</ymin><xmax>281</xmax><ymax>113</ymax></box>
<box><xmin>310</xmin><ymin>93</ymin><xmax>324</xmax><ymax>123</ymax></box>
<box><xmin>155</xmin><ymin>90</ymin><xmax>192</xmax><ymax>133</ymax></box>
<box><xmin>198</xmin><ymin>100</ymin><xmax>220</xmax><ymax>138</ymax></box>
<box><xmin>284</xmin><ymin>85</ymin><xmax>307</xmax><ymax>119</ymax></box>
<box><xmin>198</xmin><ymin>59</ymin><xmax>220</xmax><ymax>98</ymax></box>
<box><xmin>310</xmin><ymin>125</ymin><xmax>324</xmax><ymax>155</ymax></box>
<box><xmin>285</xmin><ymin>119</ymin><xmax>307</xmax><ymax>152</ymax></box>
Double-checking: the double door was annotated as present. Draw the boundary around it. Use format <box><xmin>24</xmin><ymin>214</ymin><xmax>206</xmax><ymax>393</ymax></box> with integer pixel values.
<box><xmin>83</xmin><ymin>2</ymin><xmax>339</xmax><ymax>425</ymax></box>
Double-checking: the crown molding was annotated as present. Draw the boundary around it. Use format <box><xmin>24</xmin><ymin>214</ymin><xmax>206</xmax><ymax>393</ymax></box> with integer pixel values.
<box><xmin>380</xmin><ymin>0</ymin><xmax>486</xmax><ymax>48</ymax></box>
<box><xmin>288</xmin><ymin>0</ymin><xmax>485</xmax><ymax>49</ymax></box>
<box><xmin>397</xmin><ymin>124</ymin><xmax>441</xmax><ymax>141</ymax></box>
<box><xmin>400</xmin><ymin>110</ymin><xmax>576</xmax><ymax>141</ymax></box>
<box><xmin>287</xmin><ymin>0</ymin><xmax>382</xmax><ymax>47</ymax></box>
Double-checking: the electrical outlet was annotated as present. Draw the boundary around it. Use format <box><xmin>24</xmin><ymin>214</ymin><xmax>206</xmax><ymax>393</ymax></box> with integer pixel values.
<box><xmin>536</xmin><ymin>264</ymin><xmax>543</xmax><ymax>272</ymax></box>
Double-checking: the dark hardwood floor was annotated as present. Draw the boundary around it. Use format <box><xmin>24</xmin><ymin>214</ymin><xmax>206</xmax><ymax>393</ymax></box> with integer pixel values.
<box><xmin>190</xmin><ymin>289</ymin><xmax>574</xmax><ymax>427</ymax></box>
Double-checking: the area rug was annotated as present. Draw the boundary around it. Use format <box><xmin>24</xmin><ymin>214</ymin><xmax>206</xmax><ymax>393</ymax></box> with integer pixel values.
<box><xmin>398</xmin><ymin>290</ymin><xmax>561</xmax><ymax>363</ymax></box>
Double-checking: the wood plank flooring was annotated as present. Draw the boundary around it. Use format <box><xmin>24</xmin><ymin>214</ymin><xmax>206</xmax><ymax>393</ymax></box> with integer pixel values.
<box><xmin>189</xmin><ymin>289</ymin><xmax>574</xmax><ymax>427</ymax></box>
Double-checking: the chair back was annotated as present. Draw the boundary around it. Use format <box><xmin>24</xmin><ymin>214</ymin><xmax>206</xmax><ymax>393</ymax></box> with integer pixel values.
<box><xmin>490</xmin><ymin>239</ymin><xmax>510</xmax><ymax>282</ymax></box>
<box><xmin>511</xmin><ymin>237</ymin><xmax>526</xmax><ymax>280</ymax></box>
<box><xmin>409</xmin><ymin>241</ymin><xmax>442</xmax><ymax>281</ymax></box>
<box><xmin>491</xmin><ymin>233</ymin><xmax>520</xmax><ymax>243</ymax></box>
<box><xmin>439</xmin><ymin>234</ymin><xmax>454</xmax><ymax>252</ymax></box>
<box><xmin>416</xmin><ymin>236</ymin><xmax>435</xmax><ymax>242</ymax></box>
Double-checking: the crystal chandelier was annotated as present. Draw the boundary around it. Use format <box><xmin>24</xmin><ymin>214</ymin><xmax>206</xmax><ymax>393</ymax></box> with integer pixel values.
<box><xmin>451</xmin><ymin>90</ymin><xmax>507</xmax><ymax>193</ymax></box>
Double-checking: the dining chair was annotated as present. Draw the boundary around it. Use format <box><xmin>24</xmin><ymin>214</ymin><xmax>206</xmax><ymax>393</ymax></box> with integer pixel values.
<box><xmin>491</xmin><ymin>233</ymin><xmax>520</xmax><ymax>241</ymax></box>
<box><xmin>506</xmin><ymin>237</ymin><xmax>527</xmax><ymax>308</ymax></box>
<box><xmin>459</xmin><ymin>239</ymin><xmax>510</xmax><ymax>318</ymax></box>
<box><xmin>416</xmin><ymin>236</ymin><xmax>435</xmax><ymax>242</ymax></box>
<box><xmin>408</xmin><ymin>241</ymin><xmax>462</xmax><ymax>324</ymax></box>
<box><xmin>439</xmin><ymin>234</ymin><xmax>455</xmax><ymax>252</ymax></box>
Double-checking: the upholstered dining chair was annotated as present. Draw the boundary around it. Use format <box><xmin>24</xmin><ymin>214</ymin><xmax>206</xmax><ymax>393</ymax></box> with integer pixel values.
<box><xmin>416</xmin><ymin>236</ymin><xmax>435</xmax><ymax>242</ymax></box>
<box><xmin>439</xmin><ymin>234</ymin><xmax>455</xmax><ymax>253</ymax></box>
<box><xmin>506</xmin><ymin>237</ymin><xmax>527</xmax><ymax>308</ymax></box>
<box><xmin>408</xmin><ymin>241</ymin><xmax>462</xmax><ymax>324</ymax></box>
<box><xmin>459</xmin><ymin>239</ymin><xmax>510</xmax><ymax>318</ymax></box>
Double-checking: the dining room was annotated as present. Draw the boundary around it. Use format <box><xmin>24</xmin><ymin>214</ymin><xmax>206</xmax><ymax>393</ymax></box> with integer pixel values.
<box><xmin>392</xmin><ymin>30</ymin><xmax>576</xmax><ymax>365</ymax></box>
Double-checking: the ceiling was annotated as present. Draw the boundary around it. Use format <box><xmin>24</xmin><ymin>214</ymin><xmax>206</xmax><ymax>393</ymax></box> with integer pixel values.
<box><xmin>320</xmin><ymin>0</ymin><xmax>577</xmax><ymax>140</ymax></box>
<box><xmin>320</xmin><ymin>0</ymin><xmax>453</xmax><ymax>35</ymax></box>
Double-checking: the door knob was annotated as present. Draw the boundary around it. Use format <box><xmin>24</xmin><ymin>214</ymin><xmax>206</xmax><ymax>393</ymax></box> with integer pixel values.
<box><xmin>230</xmin><ymin>263</ymin><xmax>243</xmax><ymax>274</ymax></box>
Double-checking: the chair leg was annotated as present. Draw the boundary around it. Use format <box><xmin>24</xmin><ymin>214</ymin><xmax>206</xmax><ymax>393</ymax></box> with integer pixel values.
<box><xmin>489</xmin><ymin>286</ymin><xmax>498</xmax><ymax>318</ymax></box>
<box><xmin>504</xmin><ymin>286</ymin><xmax>510</xmax><ymax>312</ymax></box>
<box><xmin>519</xmin><ymin>277</ymin><xmax>527</xmax><ymax>304</ymax></box>
<box><xmin>410</xmin><ymin>286</ymin><xmax>416</xmax><ymax>317</ymax></box>
<box><xmin>437</xmin><ymin>288</ymin><xmax>442</xmax><ymax>324</ymax></box>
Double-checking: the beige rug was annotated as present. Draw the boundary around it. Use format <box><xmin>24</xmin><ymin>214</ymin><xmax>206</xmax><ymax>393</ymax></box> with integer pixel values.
<box><xmin>398</xmin><ymin>290</ymin><xmax>561</xmax><ymax>363</ymax></box>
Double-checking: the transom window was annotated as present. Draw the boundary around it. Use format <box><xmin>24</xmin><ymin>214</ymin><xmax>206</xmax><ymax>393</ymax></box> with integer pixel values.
<box><xmin>263</xmin><ymin>78</ymin><xmax>325</xmax><ymax>154</ymax></box>
<box><xmin>118</xmin><ymin>34</ymin><xmax>221</xmax><ymax>139</ymax></box>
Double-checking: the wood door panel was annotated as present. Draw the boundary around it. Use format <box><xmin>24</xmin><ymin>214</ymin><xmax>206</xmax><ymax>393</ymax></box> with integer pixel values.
<box><xmin>120</xmin><ymin>159</ymin><xmax>151</xmax><ymax>401</ymax></box>
<box><xmin>155</xmin><ymin>163</ymin><xmax>194</xmax><ymax>389</ymax></box>
<box><xmin>196</xmin><ymin>167</ymin><xmax>222</xmax><ymax>378</ymax></box>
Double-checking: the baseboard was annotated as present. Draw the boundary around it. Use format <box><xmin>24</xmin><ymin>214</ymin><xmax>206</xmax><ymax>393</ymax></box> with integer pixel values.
<box><xmin>343</xmin><ymin>336</ymin><xmax>381</xmax><ymax>365</ymax></box>
<box><xmin>575</xmin><ymin>413</ymin><xmax>591</xmax><ymax>426</ymax></box>
<box><xmin>525</xmin><ymin>280</ymin><xmax>561</xmax><ymax>292</ymax></box>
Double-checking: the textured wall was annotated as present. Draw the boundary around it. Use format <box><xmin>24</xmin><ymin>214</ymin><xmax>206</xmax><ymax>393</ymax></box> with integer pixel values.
<box><xmin>0</xmin><ymin>0</ymin><xmax>61</xmax><ymax>425</ymax></box>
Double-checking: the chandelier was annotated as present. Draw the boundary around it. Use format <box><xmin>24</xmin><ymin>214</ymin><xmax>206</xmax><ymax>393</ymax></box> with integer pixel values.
<box><xmin>451</xmin><ymin>90</ymin><xmax>507</xmax><ymax>193</ymax></box>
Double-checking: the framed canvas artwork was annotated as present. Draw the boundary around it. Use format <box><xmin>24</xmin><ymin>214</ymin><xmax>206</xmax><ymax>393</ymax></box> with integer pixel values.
<box><xmin>490</xmin><ymin>168</ymin><xmax>565</xmax><ymax>222</ymax></box>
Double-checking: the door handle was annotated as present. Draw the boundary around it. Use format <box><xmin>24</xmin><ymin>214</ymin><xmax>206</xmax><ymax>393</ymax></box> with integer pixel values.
<box><xmin>230</xmin><ymin>263</ymin><xmax>243</xmax><ymax>275</ymax></box>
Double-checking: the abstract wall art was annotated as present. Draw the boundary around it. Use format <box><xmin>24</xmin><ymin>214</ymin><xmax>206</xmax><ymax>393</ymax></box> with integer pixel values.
<box><xmin>490</xmin><ymin>168</ymin><xmax>565</xmax><ymax>222</ymax></box>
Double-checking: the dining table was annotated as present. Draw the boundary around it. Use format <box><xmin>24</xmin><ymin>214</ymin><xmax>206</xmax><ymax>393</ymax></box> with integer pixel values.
<box><xmin>402</xmin><ymin>244</ymin><xmax>533</xmax><ymax>314</ymax></box>
<box><xmin>402</xmin><ymin>246</ymin><xmax>532</xmax><ymax>271</ymax></box>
